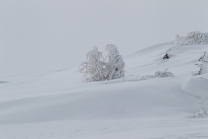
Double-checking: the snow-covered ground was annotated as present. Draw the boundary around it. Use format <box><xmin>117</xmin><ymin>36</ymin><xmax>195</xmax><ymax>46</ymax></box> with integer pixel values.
<box><xmin>1</xmin><ymin>41</ymin><xmax>208</xmax><ymax>139</ymax></box>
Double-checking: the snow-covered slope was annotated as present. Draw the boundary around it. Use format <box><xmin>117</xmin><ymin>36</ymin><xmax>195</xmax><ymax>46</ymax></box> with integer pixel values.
<box><xmin>1</xmin><ymin>41</ymin><xmax>208</xmax><ymax>139</ymax></box>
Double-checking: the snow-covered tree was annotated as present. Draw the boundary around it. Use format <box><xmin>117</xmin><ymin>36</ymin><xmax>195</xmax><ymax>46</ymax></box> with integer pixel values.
<box><xmin>104</xmin><ymin>44</ymin><xmax>125</xmax><ymax>80</ymax></box>
<box><xmin>78</xmin><ymin>46</ymin><xmax>105</xmax><ymax>82</ymax></box>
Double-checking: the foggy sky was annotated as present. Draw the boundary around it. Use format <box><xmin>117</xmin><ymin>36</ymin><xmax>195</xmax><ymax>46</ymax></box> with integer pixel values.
<box><xmin>1</xmin><ymin>0</ymin><xmax>208</xmax><ymax>76</ymax></box>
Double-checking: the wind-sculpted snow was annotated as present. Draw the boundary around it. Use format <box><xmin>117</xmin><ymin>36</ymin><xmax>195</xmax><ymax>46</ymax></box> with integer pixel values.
<box><xmin>0</xmin><ymin>42</ymin><xmax>208</xmax><ymax>139</ymax></box>
<box><xmin>182</xmin><ymin>76</ymin><xmax>208</xmax><ymax>100</ymax></box>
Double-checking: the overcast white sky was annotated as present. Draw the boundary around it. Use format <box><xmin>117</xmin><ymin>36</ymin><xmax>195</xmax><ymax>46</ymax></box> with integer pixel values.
<box><xmin>0</xmin><ymin>0</ymin><xmax>208</xmax><ymax>76</ymax></box>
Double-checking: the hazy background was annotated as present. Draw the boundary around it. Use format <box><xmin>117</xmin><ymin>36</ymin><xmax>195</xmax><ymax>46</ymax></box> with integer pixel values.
<box><xmin>0</xmin><ymin>0</ymin><xmax>208</xmax><ymax>76</ymax></box>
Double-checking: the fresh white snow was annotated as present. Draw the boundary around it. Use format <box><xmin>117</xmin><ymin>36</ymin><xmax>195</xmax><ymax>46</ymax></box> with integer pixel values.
<box><xmin>1</xmin><ymin>41</ymin><xmax>208</xmax><ymax>139</ymax></box>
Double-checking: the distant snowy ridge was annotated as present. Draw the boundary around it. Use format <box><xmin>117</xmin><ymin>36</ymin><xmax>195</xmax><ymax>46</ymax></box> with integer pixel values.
<box><xmin>126</xmin><ymin>31</ymin><xmax>208</xmax><ymax>59</ymax></box>
<box><xmin>125</xmin><ymin>40</ymin><xmax>175</xmax><ymax>58</ymax></box>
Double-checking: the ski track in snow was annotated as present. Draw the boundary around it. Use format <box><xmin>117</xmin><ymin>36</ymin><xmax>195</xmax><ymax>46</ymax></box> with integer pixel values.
<box><xmin>1</xmin><ymin>41</ymin><xmax>208</xmax><ymax>139</ymax></box>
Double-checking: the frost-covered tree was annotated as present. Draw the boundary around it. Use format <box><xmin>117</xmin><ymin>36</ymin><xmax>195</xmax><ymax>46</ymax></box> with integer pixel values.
<box><xmin>78</xmin><ymin>44</ymin><xmax>125</xmax><ymax>82</ymax></box>
<box><xmin>78</xmin><ymin>46</ymin><xmax>105</xmax><ymax>82</ymax></box>
<box><xmin>186</xmin><ymin>31</ymin><xmax>207</xmax><ymax>45</ymax></box>
<box><xmin>104</xmin><ymin>44</ymin><xmax>125</xmax><ymax>80</ymax></box>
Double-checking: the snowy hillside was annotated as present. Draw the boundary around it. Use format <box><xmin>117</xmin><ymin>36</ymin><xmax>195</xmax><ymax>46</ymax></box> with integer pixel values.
<box><xmin>1</xmin><ymin>41</ymin><xmax>208</xmax><ymax>139</ymax></box>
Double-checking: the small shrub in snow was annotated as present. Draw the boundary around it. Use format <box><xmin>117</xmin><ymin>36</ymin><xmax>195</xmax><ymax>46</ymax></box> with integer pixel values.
<box><xmin>193</xmin><ymin>63</ymin><xmax>208</xmax><ymax>76</ymax></box>
<box><xmin>191</xmin><ymin>107</ymin><xmax>207</xmax><ymax>118</ymax></box>
<box><xmin>193</xmin><ymin>52</ymin><xmax>208</xmax><ymax>76</ymax></box>
<box><xmin>174</xmin><ymin>31</ymin><xmax>208</xmax><ymax>46</ymax></box>
<box><xmin>155</xmin><ymin>71</ymin><xmax>174</xmax><ymax>78</ymax></box>
<box><xmin>199</xmin><ymin>52</ymin><xmax>208</xmax><ymax>63</ymax></box>
<box><xmin>105</xmin><ymin>44</ymin><xmax>125</xmax><ymax>80</ymax></box>
<box><xmin>163</xmin><ymin>53</ymin><xmax>169</xmax><ymax>60</ymax></box>
<box><xmin>78</xmin><ymin>47</ymin><xmax>105</xmax><ymax>82</ymax></box>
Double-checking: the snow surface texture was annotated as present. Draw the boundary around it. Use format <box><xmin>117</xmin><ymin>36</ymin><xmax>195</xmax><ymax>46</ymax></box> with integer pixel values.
<box><xmin>1</xmin><ymin>40</ymin><xmax>208</xmax><ymax>139</ymax></box>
